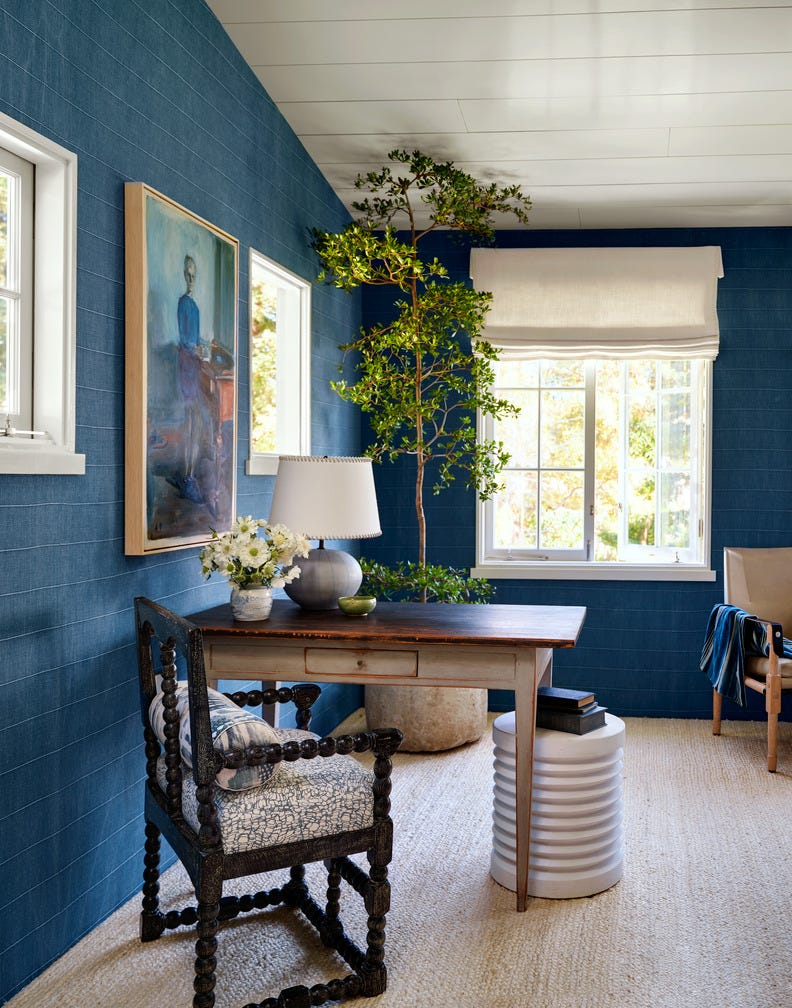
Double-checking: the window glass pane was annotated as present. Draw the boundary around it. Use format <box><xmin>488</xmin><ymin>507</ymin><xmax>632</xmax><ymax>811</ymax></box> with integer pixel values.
<box><xmin>496</xmin><ymin>389</ymin><xmax>537</xmax><ymax>468</ymax></box>
<box><xmin>0</xmin><ymin>296</ymin><xmax>7</xmax><ymax>412</ymax></box>
<box><xmin>250</xmin><ymin>275</ymin><xmax>277</xmax><ymax>454</ymax></box>
<box><xmin>660</xmin><ymin>360</ymin><xmax>690</xmax><ymax>389</ymax></box>
<box><xmin>494</xmin><ymin>359</ymin><xmax>538</xmax><ymax>387</ymax></box>
<box><xmin>660</xmin><ymin>390</ymin><xmax>691</xmax><ymax>468</ymax></box>
<box><xmin>659</xmin><ymin>471</ymin><xmax>690</xmax><ymax>548</ymax></box>
<box><xmin>0</xmin><ymin>171</ymin><xmax>8</xmax><ymax>287</ymax></box>
<box><xmin>541</xmin><ymin>360</ymin><xmax>584</xmax><ymax>386</ymax></box>
<box><xmin>540</xmin><ymin>388</ymin><xmax>584</xmax><ymax>467</ymax></box>
<box><xmin>626</xmin><ymin>470</ymin><xmax>656</xmax><ymax>546</ymax></box>
<box><xmin>539</xmin><ymin>470</ymin><xmax>585</xmax><ymax>549</ymax></box>
<box><xmin>494</xmin><ymin>470</ymin><xmax>538</xmax><ymax>549</ymax></box>
<box><xmin>1</xmin><ymin>171</ymin><xmax>9</xmax><ymax>413</ymax></box>
<box><xmin>626</xmin><ymin>362</ymin><xmax>656</xmax><ymax>465</ymax></box>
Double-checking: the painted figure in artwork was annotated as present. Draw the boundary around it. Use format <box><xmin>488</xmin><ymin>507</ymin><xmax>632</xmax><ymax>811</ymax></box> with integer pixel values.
<box><xmin>177</xmin><ymin>254</ymin><xmax>205</xmax><ymax>503</ymax></box>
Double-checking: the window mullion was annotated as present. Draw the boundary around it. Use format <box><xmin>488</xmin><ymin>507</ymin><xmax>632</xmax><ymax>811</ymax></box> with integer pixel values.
<box><xmin>655</xmin><ymin>363</ymin><xmax>663</xmax><ymax>550</ymax></box>
<box><xmin>617</xmin><ymin>362</ymin><xmax>629</xmax><ymax>554</ymax></box>
<box><xmin>584</xmin><ymin>361</ymin><xmax>596</xmax><ymax>559</ymax></box>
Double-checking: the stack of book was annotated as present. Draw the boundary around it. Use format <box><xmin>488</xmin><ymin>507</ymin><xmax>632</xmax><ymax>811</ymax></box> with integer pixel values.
<box><xmin>536</xmin><ymin>685</ymin><xmax>607</xmax><ymax>735</ymax></box>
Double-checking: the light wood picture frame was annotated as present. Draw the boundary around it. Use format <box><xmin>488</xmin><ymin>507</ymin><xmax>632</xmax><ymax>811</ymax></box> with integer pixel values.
<box><xmin>125</xmin><ymin>183</ymin><xmax>238</xmax><ymax>555</ymax></box>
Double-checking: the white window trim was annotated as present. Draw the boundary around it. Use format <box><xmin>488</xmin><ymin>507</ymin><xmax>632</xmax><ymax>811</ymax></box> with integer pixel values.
<box><xmin>473</xmin><ymin>362</ymin><xmax>715</xmax><ymax>583</ymax></box>
<box><xmin>0</xmin><ymin>111</ymin><xmax>82</xmax><ymax>475</ymax></box>
<box><xmin>471</xmin><ymin>561</ymin><xmax>716</xmax><ymax>582</ymax></box>
<box><xmin>245</xmin><ymin>249</ymin><xmax>311</xmax><ymax>477</ymax></box>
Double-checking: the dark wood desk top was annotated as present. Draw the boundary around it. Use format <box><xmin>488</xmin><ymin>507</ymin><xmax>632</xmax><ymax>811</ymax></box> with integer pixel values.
<box><xmin>188</xmin><ymin>599</ymin><xmax>586</xmax><ymax>649</ymax></box>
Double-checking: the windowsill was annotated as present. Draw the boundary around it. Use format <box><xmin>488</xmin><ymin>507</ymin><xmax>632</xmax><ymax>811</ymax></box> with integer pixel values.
<box><xmin>246</xmin><ymin>455</ymin><xmax>279</xmax><ymax>477</ymax></box>
<box><xmin>471</xmin><ymin>562</ymin><xmax>716</xmax><ymax>582</ymax></box>
<box><xmin>0</xmin><ymin>439</ymin><xmax>85</xmax><ymax>475</ymax></box>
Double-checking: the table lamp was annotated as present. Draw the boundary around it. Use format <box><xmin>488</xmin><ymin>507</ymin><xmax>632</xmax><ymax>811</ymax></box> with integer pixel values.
<box><xmin>268</xmin><ymin>455</ymin><xmax>381</xmax><ymax>609</ymax></box>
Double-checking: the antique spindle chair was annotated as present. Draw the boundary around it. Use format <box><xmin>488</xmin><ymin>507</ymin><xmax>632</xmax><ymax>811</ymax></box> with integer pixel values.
<box><xmin>134</xmin><ymin>597</ymin><xmax>402</xmax><ymax>1008</ymax></box>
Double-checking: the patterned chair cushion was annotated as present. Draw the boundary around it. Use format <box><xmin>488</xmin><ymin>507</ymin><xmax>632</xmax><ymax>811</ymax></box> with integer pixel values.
<box><xmin>149</xmin><ymin>684</ymin><xmax>282</xmax><ymax>791</ymax></box>
<box><xmin>155</xmin><ymin>729</ymin><xmax>375</xmax><ymax>853</ymax></box>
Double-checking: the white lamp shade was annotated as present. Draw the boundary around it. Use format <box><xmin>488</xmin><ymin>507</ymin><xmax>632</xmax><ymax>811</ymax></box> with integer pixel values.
<box><xmin>268</xmin><ymin>455</ymin><xmax>381</xmax><ymax>541</ymax></box>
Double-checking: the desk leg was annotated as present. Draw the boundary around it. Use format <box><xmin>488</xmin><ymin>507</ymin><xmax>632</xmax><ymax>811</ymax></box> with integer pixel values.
<box><xmin>513</xmin><ymin>648</ymin><xmax>546</xmax><ymax>912</ymax></box>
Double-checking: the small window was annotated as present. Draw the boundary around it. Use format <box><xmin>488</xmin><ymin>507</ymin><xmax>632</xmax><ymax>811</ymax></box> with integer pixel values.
<box><xmin>0</xmin><ymin>146</ymin><xmax>33</xmax><ymax>429</ymax></box>
<box><xmin>0</xmin><ymin>111</ymin><xmax>81</xmax><ymax>475</ymax></box>
<box><xmin>246</xmin><ymin>250</ymin><xmax>310</xmax><ymax>476</ymax></box>
<box><xmin>476</xmin><ymin>357</ymin><xmax>713</xmax><ymax>581</ymax></box>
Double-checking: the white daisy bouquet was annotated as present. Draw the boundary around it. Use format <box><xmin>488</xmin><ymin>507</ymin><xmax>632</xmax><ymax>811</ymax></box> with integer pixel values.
<box><xmin>199</xmin><ymin>516</ymin><xmax>310</xmax><ymax>589</ymax></box>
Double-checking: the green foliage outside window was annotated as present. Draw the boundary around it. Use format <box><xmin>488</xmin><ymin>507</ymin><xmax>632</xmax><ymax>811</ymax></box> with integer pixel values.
<box><xmin>250</xmin><ymin>280</ymin><xmax>277</xmax><ymax>455</ymax></box>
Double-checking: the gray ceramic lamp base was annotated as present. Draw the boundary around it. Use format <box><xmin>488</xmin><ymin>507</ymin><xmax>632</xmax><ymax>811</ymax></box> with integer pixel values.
<box><xmin>285</xmin><ymin>547</ymin><xmax>362</xmax><ymax>610</ymax></box>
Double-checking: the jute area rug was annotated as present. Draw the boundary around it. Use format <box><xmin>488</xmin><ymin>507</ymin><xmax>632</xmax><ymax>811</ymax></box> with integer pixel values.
<box><xmin>7</xmin><ymin>714</ymin><xmax>791</xmax><ymax>1008</ymax></box>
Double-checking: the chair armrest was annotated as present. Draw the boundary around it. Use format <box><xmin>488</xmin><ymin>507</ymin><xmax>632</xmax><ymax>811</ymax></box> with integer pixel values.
<box><xmin>744</xmin><ymin>617</ymin><xmax>785</xmax><ymax>657</ymax></box>
<box><xmin>214</xmin><ymin>727</ymin><xmax>403</xmax><ymax>774</ymax></box>
<box><xmin>222</xmin><ymin>683</ymin><xmax>322</xmax><ymax>730</ymax></box>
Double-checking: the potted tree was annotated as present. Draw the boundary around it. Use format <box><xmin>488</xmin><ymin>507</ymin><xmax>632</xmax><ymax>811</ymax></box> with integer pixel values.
<box><xmin>311</xmin><ymin>149</ymin><xmax>531</xmax><ymax>750</ymax></box>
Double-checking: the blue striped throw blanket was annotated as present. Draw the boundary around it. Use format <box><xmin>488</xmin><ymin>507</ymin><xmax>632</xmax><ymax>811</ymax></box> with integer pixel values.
<box><xmin>699</xmin><ymin>603</ymin><xmax>792</xmax><ymax>706</ymax></box>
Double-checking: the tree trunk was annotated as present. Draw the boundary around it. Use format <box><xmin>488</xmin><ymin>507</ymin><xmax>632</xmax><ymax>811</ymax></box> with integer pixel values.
<box><xmin>416</xmin><ymin>452</ymin><xmax>427</xmax><ymax>602</ymax></box>
<box><xmin>414</xmin><ymin>337</ymin><xmax>427</xmax><ymax>602</ymax></box>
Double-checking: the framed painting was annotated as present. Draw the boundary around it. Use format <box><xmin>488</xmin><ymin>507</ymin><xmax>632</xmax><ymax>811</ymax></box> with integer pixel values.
<box><xmin>125</xmin><ymin>183</ymin><xmax>238</xmax><ymax>554</ymax></box>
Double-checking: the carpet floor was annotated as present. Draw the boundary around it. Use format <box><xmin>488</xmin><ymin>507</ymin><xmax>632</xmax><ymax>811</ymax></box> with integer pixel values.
<box><xmin>7</xmin><ymin>713</ymin><xmax>792</xmax><ymax>1008</ymax></box>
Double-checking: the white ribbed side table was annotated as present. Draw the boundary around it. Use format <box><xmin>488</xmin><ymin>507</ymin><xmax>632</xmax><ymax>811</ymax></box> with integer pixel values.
<box><xmin>491</xmin><ymin>710</ymin><xmax>625</xmax><ymax>899</ymax></box>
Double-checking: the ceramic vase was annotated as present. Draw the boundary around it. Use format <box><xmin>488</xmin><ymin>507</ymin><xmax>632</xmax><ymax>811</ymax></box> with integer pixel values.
<box><xmin>230</xmin><ymin>584</ymin><xmax>273</xmax><ymax>621</ymax></box>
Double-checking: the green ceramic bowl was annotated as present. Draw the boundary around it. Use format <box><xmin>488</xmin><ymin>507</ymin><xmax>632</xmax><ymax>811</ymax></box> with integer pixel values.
<box><xmin>338</xmin><ymin>595</ymin><xmax>377</xmax><ymax>616</ymax></box>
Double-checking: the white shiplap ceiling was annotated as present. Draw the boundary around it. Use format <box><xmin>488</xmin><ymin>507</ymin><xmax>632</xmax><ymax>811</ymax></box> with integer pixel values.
<box><xmin>206</xmin><ymin>1</ymin><xmax>792</xmax><ymax>229</ymax></box>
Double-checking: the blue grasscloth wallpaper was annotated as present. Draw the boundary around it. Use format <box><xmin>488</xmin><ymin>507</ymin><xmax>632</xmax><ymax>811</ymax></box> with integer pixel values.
<box><xmin>363</xmin><ymin>227</ymin><xmax>792</xmax><ymax>718</ymax></box>
<box><xmin>0</xmin><ymin>1</ymin><xmax>361</xmax><ymax>1000</ymax></box>
<box><xmin>2</xmin><ymin>1</ymin><xmax>792</xmax><ymax>1001</ymax></box>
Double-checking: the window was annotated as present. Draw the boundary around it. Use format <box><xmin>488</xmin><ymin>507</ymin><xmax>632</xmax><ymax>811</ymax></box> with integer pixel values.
<box><xmin>469</xmin><ymin>246</ymin><xmax>722</xmax><ymax>581</ymax></box>
<box><xmin>0</xmin><ymin>111</ymin><xmax>81</xmax><ymax>475</ymax></box>
<box><xmin>477</xmin><ymin>357</ymin><xmax>711</xmax><ymax>579</ymax></box>
<box><xmin>0</xmin><ymin>146</ymin><xmax>33</xmax><ymax>430</ymax></box>
<box><xmin>247</xmin><ymin>249</ymin><xmax>310</xmax><ymax>476</ymax></box>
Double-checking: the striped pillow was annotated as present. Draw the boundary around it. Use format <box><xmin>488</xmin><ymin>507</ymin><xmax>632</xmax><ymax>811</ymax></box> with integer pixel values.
<box><xmin>149</xmin><ymin>684</ymin><xmax>282</xmax><ymax>791</ymax></box>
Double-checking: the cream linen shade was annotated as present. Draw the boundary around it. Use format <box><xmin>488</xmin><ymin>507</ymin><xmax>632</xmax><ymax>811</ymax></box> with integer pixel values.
<box><xmin>469</xmin><ymin>246</ymin><xmax>724</xmax><ymax>360</ymax></box>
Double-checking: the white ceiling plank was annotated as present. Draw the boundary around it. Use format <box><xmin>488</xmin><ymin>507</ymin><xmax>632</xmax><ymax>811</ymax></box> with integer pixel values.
<box><xmin>254</xmin><ymin>52</ymin><xmax>792</xmax><ymax>104</ymax></box>
<box><xmin>209</xmin><ymin>0</ymin><xmax>792</xmax><ymax>22</ymax></box>
<box><xmin>460</xmin><ymin>93</ymin><xmax>792</xmax><ymax>133</ymax></box>
<box><xmin>224</xmin><ymin>9</ymin><xmax>792</xmax><ymax>67</ymax></box>
<box><xmin>279</xmin><ymin>100</ymin><xmax>468</xmax><ymax>136</ymax></box>
<box><xmin>514</xmin><ymin>207</ymin><xmax>583</xmax><ymax>229</ymax></box>
<box><xmin>301</xmin><ymin>129</ymin><xmax>669</xmax><ymax>164</ymax></box>
<box><xmin>320</xmin><ymin>155</ymin><xmax>792</xmax><ymax>190</ymax></box>
<box><xmin>581</xmin><ymin>204</ymin><xmax>792</xmax><ymax>228</ymax></box>
<box><xmin>525</xmin><ymin>181</ymin><xmax>792</xmax><ymax>206</ymax></box>
<box><xmin>669</xmin><ymin>125</ymin><xmax>792</xmax><ymax>156</ymax></box>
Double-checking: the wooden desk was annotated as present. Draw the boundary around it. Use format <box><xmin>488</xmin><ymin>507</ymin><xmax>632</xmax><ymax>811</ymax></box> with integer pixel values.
<box><xmin>187</xmin><ymin>599</ymin><xmax>586</xmax><ymax>912</ymax></box>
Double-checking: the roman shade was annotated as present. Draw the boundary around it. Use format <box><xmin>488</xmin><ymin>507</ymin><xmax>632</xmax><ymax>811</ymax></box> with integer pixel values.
<box><xmin>469</xmin><ymin>246</ymin><xmax>724</xmax><ymax>360</ymax></box>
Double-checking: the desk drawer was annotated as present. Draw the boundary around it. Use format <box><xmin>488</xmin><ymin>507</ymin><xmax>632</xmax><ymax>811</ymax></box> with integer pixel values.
<box><xmin>419</xmin><ymin>648</ymin><xmax>516</xmax><ymax>682</ymax></box>
<box><xmin>206</xmin><ymin>643</ymin><xmax>305</xmax><ymax>676</ymax></box>
<box><xmin>305</xmin><ymin>648</ymin><xmax>418</xmax><ymax>678</ymax></box>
